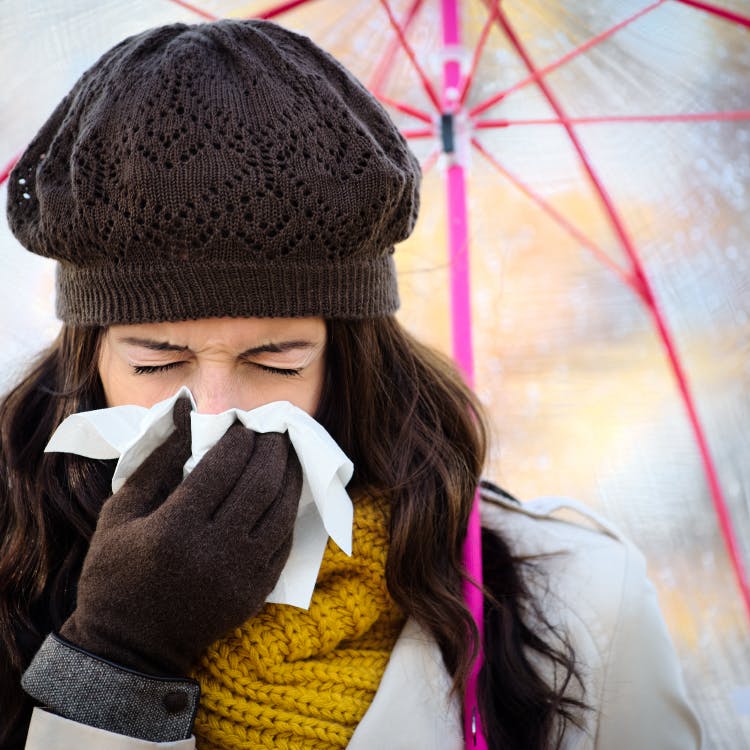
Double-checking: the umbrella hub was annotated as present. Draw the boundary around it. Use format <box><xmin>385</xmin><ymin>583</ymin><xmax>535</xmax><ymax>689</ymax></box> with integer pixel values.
<box><xmin>436</xmin><ymin>108</ymin><xmax>471</xmax><ymax>166</ymax></box>
<box><xmin>440</xmin><ymin>113</ymin><xmax>455</xmax><ymax>154</ymax></box>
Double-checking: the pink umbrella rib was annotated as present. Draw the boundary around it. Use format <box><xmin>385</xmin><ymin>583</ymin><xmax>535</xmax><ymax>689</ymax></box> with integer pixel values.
<box><xmin>673</xmin><ymin>0</ymin><xmax>750</xmax><ymax>28</ymax></box>
<box><xmin>164</xmin><ymin>0</ymin><xmax>323</xmax><ymax>23</ymax></box>
<box><xmin>368</xmin><ymin>1</ymin><xmax>433</xmax><ymax>128</ymax></box>
<box><xmin>458</xmin><ymin>0</ymin><xmax>502</xmax><ymax>108</ymax></box>
<box><xmin>475</xmin><ymin>111</ymin><xmax>750</xmax><ymax>128</ymax></box>
<box><xmin>0</xmin><ymin>152</ymin><xmax>21</xmax><ymax>187</ymax></box>
<box><xmin>470</xmin><ymin>0</ymin><xmax>668</xmax><ymax>118</ymax></box>
<box><xmin>420</xmin><ymin>147</ymin><xmax>441</xmax><ymax>174</ymax></box>
<box><xmin>374</xmin><ymin>94</ymin><xmax>434</xmax><ymax>124</ymax></box>
<box><xmin>163</xmin><ymin>0</ymin><xmax>218</xmax><ymax>21</ymax></box>
<box><xmin>470</xmin><ymin>137</ymin><xmax>638</xmax><ymax>292</ymax></box>
<box><xmin>492</xmin><ymin>5</ymin><xmax>750</xmax><ymax>624</ymax></box>
<box><xmin>368</xmin><ymin>0</ymin><xmax>425</xmax><ymax>95</ymax></box>
<box><xmin>255</xmin><ymin>0</ymin><xmax>321</xmax><ymax>20</ymax></box>
<box><xmin>379</xmin><ymin>0</ymin><xmax>442</xmax><ymax>112</ymax></box>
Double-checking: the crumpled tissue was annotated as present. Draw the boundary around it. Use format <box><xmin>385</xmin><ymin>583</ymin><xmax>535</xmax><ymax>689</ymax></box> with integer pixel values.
<box><xmin>44</xmin><ymin>386</ymin><xmax>354</xmax><ymax>609</ymax></box>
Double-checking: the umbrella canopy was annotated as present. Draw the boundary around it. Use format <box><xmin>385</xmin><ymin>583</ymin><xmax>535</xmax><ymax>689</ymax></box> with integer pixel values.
<box><xmin>2</xmin><ymin>1</ymin><xmax>750</xmax><ymax>746</ymax></box>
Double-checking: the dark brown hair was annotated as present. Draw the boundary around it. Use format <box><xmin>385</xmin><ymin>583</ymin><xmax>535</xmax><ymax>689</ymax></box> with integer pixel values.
<box><xmin>0</xmin><ymin>318</ymin><xmax>584</xmax><ymax>749</ymax></box>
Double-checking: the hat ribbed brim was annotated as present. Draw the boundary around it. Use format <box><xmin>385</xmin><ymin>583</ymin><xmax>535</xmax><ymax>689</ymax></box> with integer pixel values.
<box><xmin>56</xmin><ymin>255</ymin><xmax>399</xmax><ymax>325</ymax></box>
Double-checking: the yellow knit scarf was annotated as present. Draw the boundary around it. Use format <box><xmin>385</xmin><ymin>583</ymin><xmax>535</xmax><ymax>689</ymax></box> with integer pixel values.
<box><xmin>189</xmin><ymin>495</ymin><xmax>405</xmax><ymax>750</ymax></box>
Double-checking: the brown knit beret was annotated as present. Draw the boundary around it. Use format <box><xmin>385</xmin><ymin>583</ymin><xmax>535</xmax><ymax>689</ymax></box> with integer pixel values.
<box><xmin>6</xmin><ymin>19</ymin><xmax>421</xmax><ymax>324</ymax></box>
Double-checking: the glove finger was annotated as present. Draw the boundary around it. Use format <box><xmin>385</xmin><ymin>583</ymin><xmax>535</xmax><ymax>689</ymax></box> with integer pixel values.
<box><xmin>171</xmin><ymin>396</ymin><xmax>193</xmax><ymax>439</ymax></box>
<box><xmin>158</xmin><ymin>396</ymin><xmax>194</xmax><ymax>482</ymax></box>
<box><xmin>159</xmin><ymin>421</ymin><xmax>257</xmax><ymax>523</ymax></box>
<box><xmin>240</xmin><ymin>458</ymin><xmax>301</xmax><ymax>562</ymax></box>
<box><xmin>249</xmin><ymin>527</ymin><xmax>296</xmax><ymax>600</ymax></box>
<box><xmin>210</xmin><ymin>431</ymin><xmax>298</xmax><ymax>529</ymax></box>
<box><xmin>267</xmin><ymin>527</ymin><xmax>295</xmax><ymax>580</ymax></box>
<box><xmin>138</xmin><ymin>397</ymin><xmax>194</xmax><ymax>492</ymax></box>
<box><xmin>99</xmin><ymin>403</ymin><xmax>194</xmax><ymax>524</ymax></box>
<box><xmin>215</xmin><ymin>434</ymin><xmax>302</xmax><ymax>561</ymax></box>
<box><xmin>210</xmin><ymin>526</ymin><xmax>295</xmax><ymax>631</ymax></box>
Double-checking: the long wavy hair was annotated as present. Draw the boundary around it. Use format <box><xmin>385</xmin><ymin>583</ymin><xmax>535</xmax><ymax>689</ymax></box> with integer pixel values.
<box><xmin>0</xmin><ymin>318</ymin><xmax>585</xmax><ymax>749</ymax></box>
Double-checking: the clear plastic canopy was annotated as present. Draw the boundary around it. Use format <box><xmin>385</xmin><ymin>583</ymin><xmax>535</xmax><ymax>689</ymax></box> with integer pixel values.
<box><xmin>2</xmin><ymin>2</ymin><xmax>749</xmax><ymax>746</ymax></box>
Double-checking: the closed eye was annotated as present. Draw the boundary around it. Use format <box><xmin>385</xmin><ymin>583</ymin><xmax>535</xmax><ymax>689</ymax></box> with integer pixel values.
<box><xmin>131</xmin><ymin>362</ymin><xmax>185</xmax><ymax>375</ymax></box>
<box><xmin>252</xmin><ymin>363</ymin><xmax>302</xmax><ymax>377</ymax></box>
<box><xmin>130</xmin><ymin>362</ymin><xmax>302</xmax><ymax>377</ymax></box>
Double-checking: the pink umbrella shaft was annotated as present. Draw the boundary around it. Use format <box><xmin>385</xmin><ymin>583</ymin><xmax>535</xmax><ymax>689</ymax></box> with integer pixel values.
<box><xmin>447</xmin><ymin>165</ymin><xmax>475</xmax><ymax>384</ymax></box>
<box><xmin>448</xmin><ymin>153</ymin><xmax>488</xmax><ymax>750</ymax></box>
<box><xmin>463</xmin><ymin>487</ymin><xmax>486</xmax><ymax>746</ymax></box>
<box><xmin>442</xmin><ymin>1</ymin><xmax>487</xmax><ymax>748</ymax></box>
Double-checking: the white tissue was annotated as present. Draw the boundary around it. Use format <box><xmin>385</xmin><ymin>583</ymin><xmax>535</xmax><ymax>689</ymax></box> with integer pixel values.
<box><xmin>44</xmin><ymin>386</ymin><xmax>354</xmax><ymax>609</ymax></box>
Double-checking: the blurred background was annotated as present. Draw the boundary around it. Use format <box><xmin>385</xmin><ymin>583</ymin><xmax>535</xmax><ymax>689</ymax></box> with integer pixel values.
<box><xmin>2</xmin><ymin>1</ymin><xmax>749</xmax><ymax>746</ymax></box>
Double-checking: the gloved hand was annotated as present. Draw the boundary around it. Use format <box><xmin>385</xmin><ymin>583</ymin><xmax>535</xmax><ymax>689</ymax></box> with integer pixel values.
<box><xmin>59</xmin><ymin>398</ymin><xmax>303</xmax><ymax>677</ymax></box>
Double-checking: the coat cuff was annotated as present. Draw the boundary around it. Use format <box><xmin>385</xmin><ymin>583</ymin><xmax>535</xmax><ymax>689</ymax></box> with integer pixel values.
<box><xmin>21</xmin><ymin>633</ymin><xmax>200</xmax><ymax>742</ymax></box>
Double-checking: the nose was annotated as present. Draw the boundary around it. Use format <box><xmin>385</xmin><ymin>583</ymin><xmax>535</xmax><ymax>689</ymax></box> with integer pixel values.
<box><xmin>191</xmin><ymin>372</ymin><xmax>241</xmax><ymax>415</ymax></box>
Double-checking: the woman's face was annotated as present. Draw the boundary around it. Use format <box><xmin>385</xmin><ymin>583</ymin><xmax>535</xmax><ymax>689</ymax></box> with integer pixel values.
<box><xmin>97</xmin><ymin>317</ymin><xmax>327</xmax><ymax>414</ymax></box>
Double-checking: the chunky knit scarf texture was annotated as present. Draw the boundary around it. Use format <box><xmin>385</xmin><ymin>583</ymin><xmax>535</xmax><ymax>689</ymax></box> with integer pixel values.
<box><xmin>189</xmin><ymin>495</ymin><xmax>405</xmax><ymax>749</ymax></box>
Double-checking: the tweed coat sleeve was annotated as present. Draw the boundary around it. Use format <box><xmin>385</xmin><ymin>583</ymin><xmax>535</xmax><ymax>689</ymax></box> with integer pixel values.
<box><xmin>22</xmin><ymin>633</ymin><xmax>198</xmax><ymax>749</ymax></box>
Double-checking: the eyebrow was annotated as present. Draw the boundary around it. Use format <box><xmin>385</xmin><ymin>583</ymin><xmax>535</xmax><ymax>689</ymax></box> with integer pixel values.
<box><xmin>117</xmin><ymin>336</ymin><xmax>317</xmax><ymax>358</ymax></box>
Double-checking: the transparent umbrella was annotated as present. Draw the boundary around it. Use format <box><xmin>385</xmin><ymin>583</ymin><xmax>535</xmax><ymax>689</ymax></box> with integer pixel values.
<box><xmin>2</xmin><ymin>1</ymin><xmax>750</xmax><ymax>747</ymax></box>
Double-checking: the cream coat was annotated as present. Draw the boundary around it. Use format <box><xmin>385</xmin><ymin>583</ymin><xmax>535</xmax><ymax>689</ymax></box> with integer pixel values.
<box><xmin>24</xmin><ymin>493</ymin><xmax>702</xmax><ymax>749</ymax></box>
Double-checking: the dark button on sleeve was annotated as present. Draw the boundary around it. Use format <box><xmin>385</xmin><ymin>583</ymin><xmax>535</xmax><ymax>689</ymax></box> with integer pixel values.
<box><xmin>163</xmin><ymin>690</ymin><xmax>190</xmax><ymax>713</ymax></box>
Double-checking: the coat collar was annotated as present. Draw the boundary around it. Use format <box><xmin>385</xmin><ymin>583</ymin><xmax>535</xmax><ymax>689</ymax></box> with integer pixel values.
<box><xmin>348</xmin><ymin>618</ymin><xmax>463</xmax><ymax>749</ymax></box>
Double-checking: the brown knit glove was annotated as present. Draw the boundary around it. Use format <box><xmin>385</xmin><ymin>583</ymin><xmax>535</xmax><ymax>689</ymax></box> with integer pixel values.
<box><xmin>60</xmin><ymin>398</ymin><xmax>303</xmax><ymax>677</ymax></box>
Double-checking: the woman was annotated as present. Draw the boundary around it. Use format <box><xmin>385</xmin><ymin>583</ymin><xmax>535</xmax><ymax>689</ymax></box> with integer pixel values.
<box><xmin>1</xmin><ymin>17</ymin><xmax>701</xmax><ymax>750</ymax></box>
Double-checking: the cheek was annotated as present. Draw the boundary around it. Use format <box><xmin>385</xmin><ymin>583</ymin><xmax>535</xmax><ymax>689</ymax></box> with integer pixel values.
<box><xmin>284</xmin><ymin>380</ymin><xmax>322</xmax><ymax>416</ymax></box>
<box><xmin>255</xmin><ymin>357</ymin><xmax>326</xmax><ymax>416</ymax></box>
<box><xmin>299</xmin><ymin>359</ymin><xmax>326</xmax><ymax>415</ymax></box>
<box><xmin>246</xmin><ymin>369</ymin><xmax>325</xmax><ymax>416</ymax></box>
